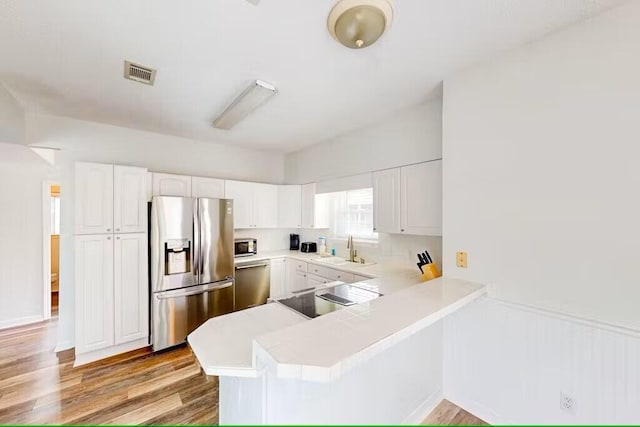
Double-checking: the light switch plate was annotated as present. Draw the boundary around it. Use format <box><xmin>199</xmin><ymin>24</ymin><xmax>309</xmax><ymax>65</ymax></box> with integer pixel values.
<box><xmin>456</xmin><ymin>251</ymin><xmax>468</xmax><ymax>268</ymax></box>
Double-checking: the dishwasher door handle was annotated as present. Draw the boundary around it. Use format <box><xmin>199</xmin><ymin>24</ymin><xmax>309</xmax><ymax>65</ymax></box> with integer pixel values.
<box><xmin>235</xmin><ymin>263</ymin><xmax>269</xmax><ymax>270</ymax></box>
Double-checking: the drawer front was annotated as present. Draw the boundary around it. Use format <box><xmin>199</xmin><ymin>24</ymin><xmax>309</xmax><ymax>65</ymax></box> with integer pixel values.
<box><xmin>308</xmin><ymin>264</ymin><xmax>330</xmax><ymax>278</ymax></box>
<box><xmin>293</xmin><ymin>260</ymin><xmax>308</xmax><ymax>273</ymax></box>
<box><xmin>327</xmin><ymin>269</ymin><xmax>354</xmax><ymax>283</ymax></box>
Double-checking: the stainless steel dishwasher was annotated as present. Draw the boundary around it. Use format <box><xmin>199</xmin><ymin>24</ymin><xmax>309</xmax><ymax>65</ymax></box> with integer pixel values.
<box><xmin>234</xmin><ymin>260</ymin><xmax>271</xmax><ymax>311</ymax></box>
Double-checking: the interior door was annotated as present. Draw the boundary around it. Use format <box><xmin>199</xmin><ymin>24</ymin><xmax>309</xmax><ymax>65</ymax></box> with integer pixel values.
<box><xmin>197</xmin><ymin>198</ymin><xmax>234</xmax><ymax>285</ymax></box>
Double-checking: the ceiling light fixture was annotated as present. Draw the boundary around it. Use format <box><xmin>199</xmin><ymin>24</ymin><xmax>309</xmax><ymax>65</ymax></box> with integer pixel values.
<box><xmin>212</xmin><ymin>80</ymin><xmax>277</xmax><ymax>130</ymax></box>
<box><xmin>327</xmin><ymin>0</ymin><xmax>393</xmax><ymax>49</ymax></box>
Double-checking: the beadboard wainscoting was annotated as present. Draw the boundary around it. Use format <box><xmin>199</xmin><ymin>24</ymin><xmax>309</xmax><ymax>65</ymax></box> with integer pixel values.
<box><xmin>444</xmin><ymin>297</ymin><xmax>640</xmax><ymax>424</ymax></box>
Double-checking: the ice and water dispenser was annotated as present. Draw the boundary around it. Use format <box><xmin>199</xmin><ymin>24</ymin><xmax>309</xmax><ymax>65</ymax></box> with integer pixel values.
<box><xmin>164</xmin><ymin>239</ymin><xmax>191</xmax><ymax>275</ymax></box>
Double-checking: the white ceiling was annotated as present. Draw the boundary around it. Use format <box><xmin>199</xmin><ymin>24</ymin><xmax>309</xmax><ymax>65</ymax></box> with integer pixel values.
<box><xmin>0</xmin><ymin>0</ymin><xmax>626</xmax><ymax>153</ymax></box>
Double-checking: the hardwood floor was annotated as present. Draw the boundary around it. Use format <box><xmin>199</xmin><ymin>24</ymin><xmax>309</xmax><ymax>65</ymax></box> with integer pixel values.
<box><xmin>1</xmin><ymin>317</ymin><xmax>485</xmax><ymax>425</ymax></box>
<box><xmin>423</xmin><ymin>399</ymin><xmax>487</xmax><ymax>425</ymax></box>
<box><xmin>0</xmin><ymin>317</ymin><xmax>218</xmax><ymax>425</ymax></box>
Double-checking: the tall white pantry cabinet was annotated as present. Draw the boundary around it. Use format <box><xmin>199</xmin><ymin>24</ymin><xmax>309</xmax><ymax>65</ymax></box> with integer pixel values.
<box><xmin>74</xmin><ymin>162</ymin><xmax>149</xmax><ymax>365</ymax></box>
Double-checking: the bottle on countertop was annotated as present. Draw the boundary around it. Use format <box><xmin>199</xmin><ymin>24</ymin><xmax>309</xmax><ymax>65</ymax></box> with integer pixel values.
<box><xmin>318</xmin><ymin>236</ymin><xmax>327</xmax><ymax>255</ymax></box>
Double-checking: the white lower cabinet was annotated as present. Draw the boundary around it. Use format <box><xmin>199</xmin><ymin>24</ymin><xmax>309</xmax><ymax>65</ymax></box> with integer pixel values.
<box><xmin>75</xmin><ymin>233</ymin><xmax>149</xmax><ymax>359</ymax></box>
<box><xmin>279</xmin><ymin>258</ymin><xmax>374</xmax><ymax>297</ymax></box>
<box><xmin>269</xmin><ymin>258</ymin><xmax>287</xmax><ymax>300</ymax></box>
<box><xmin>306</xmin><ymin>273</ymin><xmax>328</xmax><ymax>289</ymax></box>
<box><xmin>114</xmin><ymin>233</ymin><xmax>148</xmax><ymax>344</ymax></box>
<box><xmin>75</xmin><ymin>234</ymin><xmax>114</xmax><ymax>354</ymax></box>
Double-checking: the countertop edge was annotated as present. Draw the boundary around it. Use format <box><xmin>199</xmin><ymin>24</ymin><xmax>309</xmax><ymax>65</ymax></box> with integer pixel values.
<box><xmin>254</xmin><ymin>281</ymin><xmax>487</xmax><ymax>383</ymax></box>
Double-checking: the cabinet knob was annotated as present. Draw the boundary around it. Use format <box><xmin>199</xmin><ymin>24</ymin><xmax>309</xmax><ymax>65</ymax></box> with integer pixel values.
<box><xmin>116</xmin><ymin>236</ymin><xmax>120</xmax><ymax>240</ymax></box>
<box><xmin>106</xmin><ymin>228</ymin><xmax>111</xmax><ymax>232</ymax></box>
<box><xmin>401</xmin><ymin>229</ymin><xmax>405</xmax><ymax>232</ymax></box>
<box><xmin>373</xmin><ymin>227</ymin><xmax>377</xmax><ymax>231</ymax></box>
<box><xmin>107</xmin><ymin>236</ymin><xmax>111</xmax><ymax>240</ymax></box>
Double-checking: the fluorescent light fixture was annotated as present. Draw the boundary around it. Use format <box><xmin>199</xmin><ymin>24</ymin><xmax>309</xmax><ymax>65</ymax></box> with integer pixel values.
<box><xmin>213</xmin><ymin>80</ymin><xmax>277</xmax><ymax>130</ymax></box>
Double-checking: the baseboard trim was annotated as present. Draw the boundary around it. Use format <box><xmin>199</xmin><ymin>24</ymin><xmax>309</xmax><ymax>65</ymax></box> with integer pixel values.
<box><xmin>55</xmin><ymin>340</ymin><xmax>74</xmax><ymax>352</ymax></box>
<box><xmin>0</xmin><ymin>314</ymin><xmax>44</xmax><ymax>330</ymax></box>
<box><xmin>445</xmin><ymin>392</ymin><xmax>509</xmax><ymax>425</ymax></box>
<box><xmin>403</xmin><ymin>389</ymin><xmax>444</xmax><ymax>424</ymax></box>
<box><xmin>74</xmin><ymin>338</ymin><xmax>150</xmax><ymax>367</ymax></box>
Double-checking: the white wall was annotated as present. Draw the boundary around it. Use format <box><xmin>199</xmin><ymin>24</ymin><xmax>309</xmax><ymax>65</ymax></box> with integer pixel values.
<box><xmin>445</xmin><ymin>297</ymin><xmax>640</xmax><ymax>424</ymax></box>
<box><xmin>442</xmin><ymin>1</ymin><xmax>640</xmax><ymax>330</ymax></box>
<box><xmin>0</xmin><ymin>83</ymin><xmax>25</xmax><ymax>144</ymax></box>
<box><xmin>441</xmin><ymin>2</ymin><xmax>640</xmax><ymax>423</ymax></box>
<box><xmin>286</xmin><ymin>100</ymin><xmax>443</xmax><ymax>267</ymax></box>
<box><xmin>25</xmin><ymin>113</ymin><xmax>287</xmax><ymax>348</ymax></box>
<box><xmin>285</xmin><ymin>100</ymin><xmax>442</xmax><ymax>184</ymax></box>
<box><xmin>0</xmin><ymin>143</ymin><xmax>54</xmax><ymax>328</ymax></box>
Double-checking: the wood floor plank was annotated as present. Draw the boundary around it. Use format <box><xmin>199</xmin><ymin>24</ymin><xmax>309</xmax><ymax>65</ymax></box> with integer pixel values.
<box><xmin>127</xmin><ymin>363</ymin><xmax>202</xmax><ymax>399</ymax></box>
<box><xmin>107</xmin><ymin>392</ymin><xmax>183</xmax><ymax>425</ymax></box>
<box><xmin>423</xmin><ymin>400</ymin><xmax>487</xmax><ymax>425</ymax></box>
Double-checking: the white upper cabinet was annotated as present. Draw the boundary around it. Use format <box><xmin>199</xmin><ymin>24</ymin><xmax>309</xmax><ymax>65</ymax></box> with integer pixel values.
<box><xmin>225</xmin><ymin>180</ymin><xmax>254</xmax><ymax>228</ymax></box>
<box><xmin>253</xmin><ymin>183</ymin><xmax>279</xmax><ymax>228</ymax></box>
<box><xmin>373</xmin><ymin>168</ymin><xmax>401</xmax><ymax>234</ymax></box>
<box><xmin>301</xmin><ymin>183</ymin><xmax>316</xmax><ymax>229</ymax></box>
<box><xmin>114</xmin><ymin>233</ymin><xmax>148</xmax><ymax>345</ymax></box>
<box><xmin>75</xmin><ymin>162</ymin><xmax>114</xmax><ymax>235</ymax></box>
<box><xmin>152</xmin><ymin>173</ymin><xmax>192</xmax><ymax>197</ymax></box>
<box><xmin>113</xmin><ymin>165</ymin><xmax>147</xmax><ymax>234</ymax></box>
<box><xmin>192</xmin><ymin>176</ymin><xmax>225</xmax><ymax>199</ymax></box>
<box><xmin>278</xmin><ymin>185</ymin><xmax>302</xmax><ymax>228</ymax></box>
<box><xmin>75</xmin><ymin>234</ymin><xmax>114</xmax><ymax>354</ymax></box>
<box><xmin>400</xmin><ymin>160</ymin><xmax>442</xmax><ymax>236</ymax></box>
<box><xmin>145</xmin><ymin>172</ymin><xmax>153</xmax><ymax>202</ymax></box>
<box><xmin>225</xmin><ymin>180</ymin><xmax>278</xmax><ymax>229</ymax></box>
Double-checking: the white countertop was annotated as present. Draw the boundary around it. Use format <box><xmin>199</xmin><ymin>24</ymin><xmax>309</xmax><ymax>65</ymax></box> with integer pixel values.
<box><xmin>253</xmin><ymin>277</ymin><xmax>485</xmax><ymax>383</ymax></box>
<box><xmin>189</xmin><ymin>249</ymin><xmax>487</xmax><ymax>382</ymax></box>
<box><xmin>188</xmin><ymin>302</ymin><xmax>306</xmax><ymax>377</ymax></box>
<box><xmin>234</xmin><ymin>250</ymin><xmax>422</xmax><ymax>294</ymax></box>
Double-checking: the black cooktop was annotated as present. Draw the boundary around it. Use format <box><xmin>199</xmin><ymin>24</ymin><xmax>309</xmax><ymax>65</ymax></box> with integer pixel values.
<box><xmin>277</xmin><ymin>283</ymin><xmax>381</xmax><ymax>319</ymax></box>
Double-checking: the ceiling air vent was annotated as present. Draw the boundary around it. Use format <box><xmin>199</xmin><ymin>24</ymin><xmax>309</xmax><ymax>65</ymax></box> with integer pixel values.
<box><xmin>123</xmin><ymin>60</ymin><xmax>156</xmax><ymax>85</ymax></box>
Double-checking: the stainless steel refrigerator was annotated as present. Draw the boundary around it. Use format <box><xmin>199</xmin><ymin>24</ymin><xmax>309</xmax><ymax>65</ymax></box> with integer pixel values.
<box><xmin>150</xmin><ymin>196</ymin><xmax>234</xmax><ymax>351</ymax></box>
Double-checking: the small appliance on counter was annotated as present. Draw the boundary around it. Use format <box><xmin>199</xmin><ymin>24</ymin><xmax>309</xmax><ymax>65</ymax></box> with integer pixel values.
<box><xmin>301</xmin><ymin>241</ymin><xmax>317</xmax><ymax>253</ymax></box>
<box><xmin>234</xmin><ymin>237</ymin><xmax>257</xmax><ymax>257</ymax></box>
<box><xmin>289</xmin><ymin>233</ymin><xmax>300</xmax><ymax>251</ymax></box>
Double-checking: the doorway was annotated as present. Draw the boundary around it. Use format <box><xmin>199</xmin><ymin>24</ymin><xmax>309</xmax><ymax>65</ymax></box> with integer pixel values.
<box><xmin>43</xmin><ymin>181</ymin><xmax>60</xmax><ymax>320</ymax></box>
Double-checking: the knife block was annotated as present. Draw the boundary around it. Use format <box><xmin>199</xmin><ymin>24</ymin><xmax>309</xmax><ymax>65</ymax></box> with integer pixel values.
<box><xmin>420</xmin><ymin>263</ymin><xmax>441</xmax><ymax>282</ymax></box>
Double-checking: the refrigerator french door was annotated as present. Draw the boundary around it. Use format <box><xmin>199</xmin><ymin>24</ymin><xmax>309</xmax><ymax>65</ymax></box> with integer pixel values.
<box><xmin>150</xmin><ymin>196</ymin><xmax>234</xmax><ymax>351</ymax></box>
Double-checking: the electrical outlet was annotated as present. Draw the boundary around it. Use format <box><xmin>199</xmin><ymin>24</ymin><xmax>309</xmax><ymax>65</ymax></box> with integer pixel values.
<box><xmin>560</xmin><ymin>393</ymin><xmax>576</xmax><ymax>414</ymax></box>
<box><xmin>456</xmin><ymin>251</ymin><xmax>468</xmax><ymax>268</ymax></box>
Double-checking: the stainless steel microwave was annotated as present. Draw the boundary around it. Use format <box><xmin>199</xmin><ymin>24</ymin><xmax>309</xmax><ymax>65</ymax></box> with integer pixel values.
<box><xmin>234</xmin><ymin>238</ymin><xmax>257</xmax><ymax>257</ymax></box>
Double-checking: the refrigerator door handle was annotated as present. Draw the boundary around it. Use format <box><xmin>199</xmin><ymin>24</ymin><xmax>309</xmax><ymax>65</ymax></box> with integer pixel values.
<box><xmin>193</xmin><ymin>199</ymin><xmax>200</xmax><ymax>283</ymax></box>
<box><xmin>155</xmin><ymin>281</ymin><xmax>233</xmax><ymax>299</ymax></box>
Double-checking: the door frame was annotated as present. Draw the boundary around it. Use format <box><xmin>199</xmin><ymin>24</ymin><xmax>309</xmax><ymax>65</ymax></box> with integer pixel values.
<box><xmin>42</xmin><ymin>180</ymin><xmax>59</xmax><ymax>320</ymax></box>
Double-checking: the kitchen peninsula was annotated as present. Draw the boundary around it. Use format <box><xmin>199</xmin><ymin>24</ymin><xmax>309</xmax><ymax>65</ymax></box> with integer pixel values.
<box><xmin>188</xmin><ymin>254</ymin><xmax>486</xmax><ymax>424</ymax></box>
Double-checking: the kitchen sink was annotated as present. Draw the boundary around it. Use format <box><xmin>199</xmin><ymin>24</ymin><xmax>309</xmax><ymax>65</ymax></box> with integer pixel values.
<box><xmin>312</xmin><ymin>257</ymin><xmax>376</xmax><ymax>267</ymax></box>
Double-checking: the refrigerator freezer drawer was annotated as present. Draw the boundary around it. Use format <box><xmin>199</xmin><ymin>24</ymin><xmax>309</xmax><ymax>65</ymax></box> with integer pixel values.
<box><xmin>152</xmin><ymin>281</ymin><xmax>234</xmax><ymax>351</ymax></box>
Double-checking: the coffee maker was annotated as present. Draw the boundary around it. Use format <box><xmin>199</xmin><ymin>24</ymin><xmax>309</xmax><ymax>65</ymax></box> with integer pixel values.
<box><xmin>289</xmin><ymin>233</ymin><xmax>300</xmax><ymax>250</ymax></box>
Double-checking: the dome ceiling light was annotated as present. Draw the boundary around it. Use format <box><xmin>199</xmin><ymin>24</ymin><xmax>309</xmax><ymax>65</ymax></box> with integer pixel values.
<box><xmin>327</xmin><ymin>0</ymin><xmax>393</xmax><ymax>49</ymax></box>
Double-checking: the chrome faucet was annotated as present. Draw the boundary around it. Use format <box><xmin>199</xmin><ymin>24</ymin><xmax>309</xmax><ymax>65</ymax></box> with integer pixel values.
<box><xmin>347</xmin><ymin>235</ymin><xmax>357</xmax><ymax>262</ymax></box>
